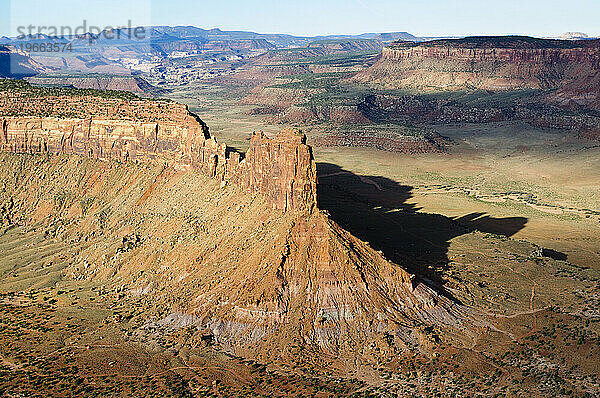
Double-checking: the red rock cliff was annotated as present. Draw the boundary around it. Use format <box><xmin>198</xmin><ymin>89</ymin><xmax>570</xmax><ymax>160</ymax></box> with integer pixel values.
<box><xmin>353</xmin><ymin>37</ymin><xmax>600</xmax><ymax>106</ymax></box>
<box><xmin>0</xmin><ymin>94</ymin><xmax>316</xmax><ymax>212</ymax></box>
<box><xmin>232</xmin><ymin>129</ymin><xmax>317</xmax><ymax>212</ymax></box>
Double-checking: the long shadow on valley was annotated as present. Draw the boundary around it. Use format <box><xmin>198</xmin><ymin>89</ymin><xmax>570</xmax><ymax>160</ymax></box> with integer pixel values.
<box><xmin>316</xmin><ymin>162</ymin><xmax>529</xmax><ymax>300</ymax></box>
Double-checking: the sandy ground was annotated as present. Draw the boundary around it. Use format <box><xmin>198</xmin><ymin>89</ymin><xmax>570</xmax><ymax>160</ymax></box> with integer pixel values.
<box><xmin>310</xmin><ymin>121</ymin><xmax>600</xmax><ymax>271</ymax></box>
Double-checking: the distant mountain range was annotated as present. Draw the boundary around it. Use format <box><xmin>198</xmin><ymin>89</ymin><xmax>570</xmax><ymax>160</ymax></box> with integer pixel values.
<box><xmin>0</xmin><ymin>26</ymin><xmax>424</xmax><ymax>52</ymax></box>
<box><xmin>1</xmin><ymin>27</ymin><xmax>596</xmax><ymax>53</ymax></box>
<box><xmin>0</xmin><ymin>26</ymin><xmax>427</xmax><ymax>81</ymax></box>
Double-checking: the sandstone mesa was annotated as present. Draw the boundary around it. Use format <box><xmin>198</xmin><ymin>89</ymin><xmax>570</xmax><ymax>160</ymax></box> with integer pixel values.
<box><xmin>0</xmin><ymin>92</ymin><xmax>316</xmax><ymax>212</ymax></box>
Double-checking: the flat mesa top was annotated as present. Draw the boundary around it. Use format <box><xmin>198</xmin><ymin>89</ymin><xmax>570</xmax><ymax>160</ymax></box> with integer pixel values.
<box><xmin>0</xmin><ymin>79</ymin><xmax>195</xmax><ymax>123</ymax></box>
<box><xmin>390</xmin><ymin>36</ymin><xmax>600</xmax><ymax>50</ymax></box>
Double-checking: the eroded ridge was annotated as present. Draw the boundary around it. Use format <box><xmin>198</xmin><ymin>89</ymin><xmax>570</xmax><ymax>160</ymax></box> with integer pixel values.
<box><xmin>0</xmin><ymin>86</ymin><xmax>484</xmax><ymax>370</ymax></box>
<box><xmin>0</xmin><ymin>94</ymin><xmax>316</xmax><ymax>212</ymax></box>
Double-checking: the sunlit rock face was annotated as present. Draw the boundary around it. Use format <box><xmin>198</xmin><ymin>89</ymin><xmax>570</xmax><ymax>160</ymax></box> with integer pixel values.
<box><xmin>0</xmin><ymin>94</ymin><xmax>316</xmax><ymax>212</ymax></box>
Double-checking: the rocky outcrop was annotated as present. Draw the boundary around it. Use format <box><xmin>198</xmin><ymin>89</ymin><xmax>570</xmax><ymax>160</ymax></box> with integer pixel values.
<box><xmin>313</xmin><ymin>130</ymin><xmax>450</xmax><ymax>153</ymax></box>
<box><xmin>0</xmin><ymin>94</ymin><xmax>316</xmax><ymax>212</ymax></box>
<box><xmin>358</xmin><ymin>94</ymin><xmax>510</xmax><ymax>124</ymax></box>
<box><xmin>0</xmin><ymin>151</ymin><xmax>477</xmax><ymax>369</ymax></box>
<box><xmin>338</xmin><ymin>87</ymin><xmax>600</xmax><ymax>140</ymax></box>
<box><xmin>0</xmin><ymin>116</ymin><xmax>205</xmax><ymax>164</ymax></box>
<box><xmin>228</xmin><ymin>130</ymin><xmax>317</xmax><ymax>213</ymax></box>
<box><xmin>269</xmin><ymin>104</ymin><xmax>372</xmax><ymax>125</ymax></box>
<box><xmin>0</xmin><ymin>85</ymin><xmax>478</xmax><ymax>369</ymax></box>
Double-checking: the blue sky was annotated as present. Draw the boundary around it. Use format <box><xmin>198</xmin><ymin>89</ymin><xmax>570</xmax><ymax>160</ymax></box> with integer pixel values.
<box><xmin>1</xmin><ymin>0</ymin><xmax>599</xmax><ymax>38</ymax></box>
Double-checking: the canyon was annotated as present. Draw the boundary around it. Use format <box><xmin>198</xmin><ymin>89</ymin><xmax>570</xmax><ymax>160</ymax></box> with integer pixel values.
<box><xmin>1</xmin><ymin>33</ymin><xmax>600</xmax><ymax>396</ymax></box>
<box><xmin>200</xmin><ymin>36</ymin><xmax>600</xmax><ymax>157</ymax></box>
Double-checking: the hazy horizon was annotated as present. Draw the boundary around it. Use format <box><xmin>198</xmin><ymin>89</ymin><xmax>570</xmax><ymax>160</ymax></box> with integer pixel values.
<box><xmin>1</xmin><ymin>0</ymin><xmax>599</xmax><ymax>38</ymax></box>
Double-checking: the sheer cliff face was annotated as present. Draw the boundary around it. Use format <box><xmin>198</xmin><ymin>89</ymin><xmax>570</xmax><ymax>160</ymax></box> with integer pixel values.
<box><xmin>354</xmin><ymin>39</ymin><xmax>600</xmax><ymax>107</ymax></box>
<box><xmin>0</xmin><ymin>46</ymin><xmax>47</xmax><ymax>78</ymax></box>
<box><xmin>0</xmin><ymin>96</ymin><xmax>316</xmax><ymax>212</ymax></box>
<box><xmin>0</xmin><ymin>117</ymin><xmax>204</xmax><ymax>164</ymax></box>
<box><xmin>232</xmin><ymin>130</ymin><xmax>317</xmax><ymax>212</ymax></box>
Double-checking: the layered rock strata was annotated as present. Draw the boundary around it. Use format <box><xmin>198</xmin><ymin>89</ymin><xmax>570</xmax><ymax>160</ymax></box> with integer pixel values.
<box><xmin>0</xmin><ymin>96</ymin><xmax>316</xmax><ymax>212</ymax></box>
<box><xmin>0</xmin><ymin>152</ymin><xmax>475</xmax><ymax>368</ymax></box>
<box><xmin>0</xmin><ymin>89</ymin><xmax>478</xmax><ymax>366</ymax></box>
<box><xmin>354</xmin><ymin>37</ymin><xmax>600</xmax><ymax>109</ymax></box>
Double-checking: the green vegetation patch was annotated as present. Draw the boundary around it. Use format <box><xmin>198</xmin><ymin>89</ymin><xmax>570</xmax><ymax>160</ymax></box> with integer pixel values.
<box><xmin>0</xmin><ymin>78</ymin><xmax>140</xmax><ymax>100</ymax></box>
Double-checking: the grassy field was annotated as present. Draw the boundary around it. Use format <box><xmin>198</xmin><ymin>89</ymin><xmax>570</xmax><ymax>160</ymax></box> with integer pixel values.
<box><xmin>312</xmin><ymin>122</ymin><xmax>600</xmax><ymax>273</ymax></box>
